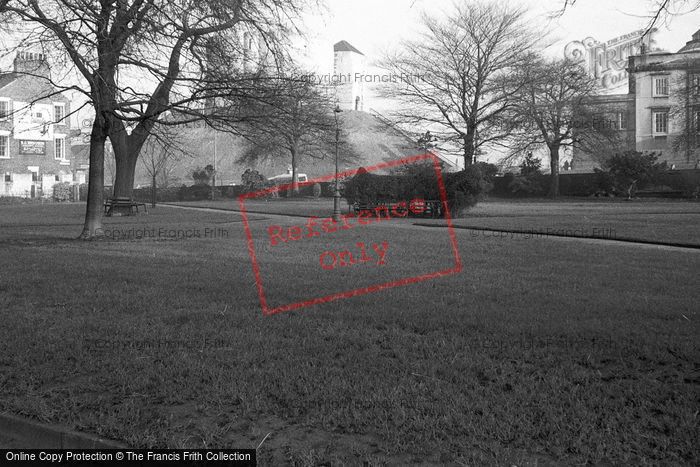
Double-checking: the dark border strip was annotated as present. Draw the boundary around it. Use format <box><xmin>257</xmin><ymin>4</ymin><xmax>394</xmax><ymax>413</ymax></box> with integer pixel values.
<box><xmin>413</xmin><ymin>223</ymin><xmax>700</xmax><ymax>250</ymax></box>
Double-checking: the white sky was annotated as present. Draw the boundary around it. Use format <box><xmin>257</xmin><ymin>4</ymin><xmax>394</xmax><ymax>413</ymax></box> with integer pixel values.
<box><xmin>292</xmin><ymin>0</ymin><xmax>699</xmax><ymax>165</ymax></box>
<box><xmin>297</xmin><ymin>0</ymin><xmax>700</xmax><ymax>111</ymax></box>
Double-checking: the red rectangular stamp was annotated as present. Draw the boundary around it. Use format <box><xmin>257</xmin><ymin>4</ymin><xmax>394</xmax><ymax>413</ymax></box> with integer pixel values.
<box><xmin>239</xmin><ymin>153</ymin><xmax>462</xmax><ymax>316</ymax></box>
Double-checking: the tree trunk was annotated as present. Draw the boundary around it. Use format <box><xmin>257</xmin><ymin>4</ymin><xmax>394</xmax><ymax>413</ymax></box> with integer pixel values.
<box><xmin>548</xmin><ymin>145</ymin><xmax>560</xmax><ymax>199</ymax></box>
<box><xmin>463</xmin><ymin>132</ymin><xmax>475</xmax><ymax>167</ymax></box>
<box><xmin>111</xmin><ymin>121</ymin><xmax>149</xmax><ymax>200</ymax></box>
<box><xmin>152</xmin><ymin>173</ymin><xmax>157</xmax><ymax>208</ymax></box>
<box><xmin>290</xmin><ymin>146</ymin><xmax>299</xmax><ymax>196</ymax></box>
<box><xmin>79</xmin><ymin>119</ymin><xmax>107</xmax><ymax>239</ymax></box>
<box><xmin>113</xmin><ymin>148</ymin><xmax>138</xmax><ymax>199</ymax></box>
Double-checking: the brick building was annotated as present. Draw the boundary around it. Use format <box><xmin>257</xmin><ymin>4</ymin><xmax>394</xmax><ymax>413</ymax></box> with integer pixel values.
<box><xmin>0</xmin><ymin>52</ymin><xmax>79</xmax><ymax>198</ymax></box>
<box><xmin>573</xmin><ymin>29</ymin><xmax>700</xmax><ymax>171</ymax></box>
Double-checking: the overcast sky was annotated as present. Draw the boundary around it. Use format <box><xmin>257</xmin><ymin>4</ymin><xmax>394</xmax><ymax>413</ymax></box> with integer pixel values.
<box><xmin>294</xmin><ymin>0</ymin><xmax>699</xmax><ymax>165</ymax></box>
<box><xmin>299</xmin><ymin>0</ymin><xmax>700</xmax><ymax>76</ymax></box>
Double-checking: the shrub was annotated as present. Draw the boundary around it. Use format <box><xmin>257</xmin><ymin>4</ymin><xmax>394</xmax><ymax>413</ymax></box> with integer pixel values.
<box><xmin>78</xmin><ymin>183</ymin><xmax>89</xmax><ymax>201</ymax></box>
<box><xmin>343</xmin><ymin>162</ymin><xmax>494</xmax><ymax>217</ymax></box>
<box><xmin>593</xmin><ymin>169</ymin><xmax>617</xmax><ymax>196</ymax></box>
<box><xmin>53</xmin><ymin>182</ymin><xmax>71</xmax><ymax>201</ymax></box>
<box><xmin>599</xmin><ymin>151</ymin><xmax>667</xmax><ymax>199</ymax></box>
<box><xmin>444</xmin><ymin>163</ymin><xmax>494</xmax><ymax>215</ymax></box>
<box><xmin>312</xmin><ymin>182</ymin><xmax>322</xmax><ymax>198</ymax></box>
<box><xmin>241</xmin><ymin>169</ymin><xmax>266</xmax><ymax>192</ymax></box>
<box><xmin>507</xmin><ymin>154</ymin><xmax>545</xmax><ymax>196</ymax></box>
<box><xmin>192</xmin><ymin>165</ymin><xmax>215</xmax><ymax>186</ymax></box>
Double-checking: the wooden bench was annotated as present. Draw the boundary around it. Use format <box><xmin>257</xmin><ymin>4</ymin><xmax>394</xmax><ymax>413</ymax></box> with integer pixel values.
<box><xmin>104</xmin><ymin>197</ymin><xmax>148</xmax><ymax>216</ymax></box>
<box><xmin>352</xmin><ymin>199</ymin><xmax>445</xmax><ymax>218</ymax></box>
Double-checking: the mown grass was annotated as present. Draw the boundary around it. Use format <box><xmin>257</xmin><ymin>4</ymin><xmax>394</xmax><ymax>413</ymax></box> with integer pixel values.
<box><xmin>174</xmin><ymin>198</ymin><xmax>342</xmax><ymax>219</ymax></box>
<box><xmin>174</xmin><ymin>197</ymin><xmax>700</xmax><ymax>245</ymax></box>
<box><xmin>0</xmin><ymin>202</ymin><xmax>698</xmax><ymax>465</ymax></box>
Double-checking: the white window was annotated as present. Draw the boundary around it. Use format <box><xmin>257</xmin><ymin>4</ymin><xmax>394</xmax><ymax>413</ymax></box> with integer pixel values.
<box><xmin>0</xmin><ymin>100</ymin><xmax>9</xmax><ymax>120</ymax></box>
<box><xmin>652</xmin><ymin>76</ymin><xmax>669</xmax><ymax>97</ymax></box>
<box><xmin>54</xmin><ymin>137</ymin><xmax>65</xmax><ymax>160</ymax></box>
<box><xmin>0</xmin><ymin>135</ymin><xmax>8</xmax><ymax>158</ymax></box>
<box><xmin>54</xmin><ymin>103</ymin><xmax>65</xmax><ymax>123</ymax></box>
<box><xmin>653</xmin><ymin>111</ymin><xmax>669</xmax><ymax>135</ymax></box>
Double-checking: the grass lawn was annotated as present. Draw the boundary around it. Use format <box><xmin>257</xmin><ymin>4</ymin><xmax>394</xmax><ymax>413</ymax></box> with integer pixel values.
<box><xmin>173</xmin><ymin>197</ymin><xmax>344</xmax><ymax>219</ymax></box>
<box><xmin>174</xmin><ymin>197</ymin><xmax>700</xmax><ymax>245</ymax></box>
<box><xmin>446</xmin><ymin>199</ymin><xmax>700</xmax><ymax>246</ymax></box>
<box><xmin>0</xmin><ymin>202</ymin><xmax>698</xmax><ymax>465</ymax></box>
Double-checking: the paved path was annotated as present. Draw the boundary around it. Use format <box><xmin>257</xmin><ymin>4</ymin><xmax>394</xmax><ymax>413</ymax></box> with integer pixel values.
<box><xmin>161</xmin><ymin>203</ymin><xmax>700</xmax><ymax>253</ymax></box>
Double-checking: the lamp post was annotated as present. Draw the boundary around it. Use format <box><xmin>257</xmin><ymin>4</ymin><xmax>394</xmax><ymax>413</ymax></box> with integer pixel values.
<box><xmin>211</xmin><ymin>130</ymin><xmax>217</xmax><ymax>200</ymax></box>
<box><xmin>333</xmin><ymin>105</ymin><xmax>342</xmax><ymax>222</ymax></box>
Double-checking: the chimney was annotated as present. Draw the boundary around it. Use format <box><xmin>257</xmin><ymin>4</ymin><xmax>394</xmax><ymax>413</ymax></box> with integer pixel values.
<box><xmin>13</xmin><ymin>51</ymin><xmax>50</xmax><ymax>78</ymax></box>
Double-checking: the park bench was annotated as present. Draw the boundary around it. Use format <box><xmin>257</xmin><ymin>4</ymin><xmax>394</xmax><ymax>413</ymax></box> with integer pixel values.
<box><xmin>104</xmin><ymin>197</ymin><xmax>148</xmax><ymax>216</ymax></box>
<box><xmin>352</xmin><ymin>199</ymin><xmax>445</xmax><ymax>218</ymax></box>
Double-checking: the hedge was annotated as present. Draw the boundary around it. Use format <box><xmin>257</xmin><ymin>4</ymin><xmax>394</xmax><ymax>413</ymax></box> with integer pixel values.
<box><xmin>52</xmin><ymin>182</ymin><xmax>71</xmax><ymax>201</ymax></box>
<box><xmin>491</xmin><ymin>169</ymin><xmax>700</xmax><ymax>198</ymax></box>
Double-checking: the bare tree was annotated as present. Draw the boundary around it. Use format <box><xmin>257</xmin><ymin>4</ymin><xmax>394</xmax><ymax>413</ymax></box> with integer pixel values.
<box><xmin>671</xmin><ymin>61</ymin><xmax>700</xmax><ymax>164</ymax></box>
<box><xmin>378</xmin><ymin>0</ymin><xmax>539</xmax><ymax>168</ymax></box>
<box><xmin>0</xmin><ymin>0</ymin><xmax>306</xmax><ymax>238</ymax></box>
<box><xmin>554</xmin><ymin>0</ymin><xmax>700</xmax><ymax>36</ymax></box>
<box><xmin>504</xmin><ymin>56</ymin><xmax>622</xmax><ymax>197</ymax></box>
<box><xmin>139</xmin><ymin>128</ymin><xmax>185</xmax><ymax>207</ymax></box>
<box><xmin>237</xmin><ymin>74</ymin><xmax>357</xmax><ymax>193</ymax></box>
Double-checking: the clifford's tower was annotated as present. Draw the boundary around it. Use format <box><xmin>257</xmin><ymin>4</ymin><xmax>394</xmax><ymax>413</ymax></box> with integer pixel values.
<box><xmin>333</xmin><ymin>40</ymin><xmax>366</xmax><ymax>111</ymax></box>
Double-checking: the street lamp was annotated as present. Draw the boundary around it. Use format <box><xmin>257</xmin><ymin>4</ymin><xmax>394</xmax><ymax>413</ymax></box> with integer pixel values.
<box><xmin>333</xmin><ymin>105</ymin><xmax>342</xmax><ymax>222</ymax></box>
<box><xmin>211</xmin><ymin>130</ymin><xmax>217</xmax><ymax>200</ymax></box>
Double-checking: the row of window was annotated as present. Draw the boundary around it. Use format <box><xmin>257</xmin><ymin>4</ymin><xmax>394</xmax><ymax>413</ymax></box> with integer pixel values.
<box><xmin>652</xmin><ymin>74</ymin><xmax>700</xmax><ymax>98</ymax></box>
<box><xmin>0</xmin><ymin>101</ymin><xmax>66</xmax><ymax>122</ymax></box>
<box><xmin>4</xmin><ymin>173</ymin><xmax>64</xmax><ymax>182</ymax></box>
<box><xmin>0</xmin><ymin>135</ymin><xmax>66</xmax><ymax>159</ymax></box>
<box><xmin>652</xmin><ymin>110</ymin><xmax>700</xmax><ymax>136</ymax></box>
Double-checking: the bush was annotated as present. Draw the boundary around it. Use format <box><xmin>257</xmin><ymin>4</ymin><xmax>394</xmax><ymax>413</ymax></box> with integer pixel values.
<box><xmin>593</xmin><ymin>170</ymin><xmax>617</xmax><ymax>197</ymax></box>
<box><xmin>53</xmin><ymin>182</ymin><xmax>71</xmax><ymax>201</ymax></box>
<box><xmin>192</xmin><ymin>165</ymin><xmax>215</xmax><ymax>186</ymax></box>
<box><xmin>343</xmin><ymin>162</ymin><xmax>494</xmax><ymax>217</ymax></box>
<box><xmin>444</xmin><ymin>163</ymin><xmax>495</xmax><ymax>215</ymax></box>
<box><xmin>507</xmin><ymin>154</ymin><xmax>545</xmax><ymax>196</ymax></box>
<box><xmin>78</xmin><ymin>183</ymin><xmax>88</xmax><ymax>201</ymax></box>
<box><xmin>312</xmin><ymin>182</ymin><xmax>322</xmax><ymax>198</ymax></box>
<box><xmin>598</xmin><ymin>151</ymin><xmax>667</xmax><ymax>199</ymax></box>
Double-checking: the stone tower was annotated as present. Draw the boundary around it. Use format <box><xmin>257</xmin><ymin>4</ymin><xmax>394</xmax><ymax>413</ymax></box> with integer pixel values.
<box><xmin>333</xmin><ymin>40</ymin><xmax>365</xmax><ymax>111</ymax></box>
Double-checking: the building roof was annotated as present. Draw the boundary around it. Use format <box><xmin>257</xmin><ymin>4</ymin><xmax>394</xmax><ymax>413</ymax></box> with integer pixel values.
<box><xmin>334</xmin><ymin>40</ymin><xmax>363</xmax><ymax>55</ymax></box>
<box><xmin>0</xmin><ymin>72</ymin><xmax>18</xmax><ymax>91</ymax></box>
<box><xmin>678</xmin><ymin>29</ymin><xmax>700</xmax><ymax>53</ymax></box>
